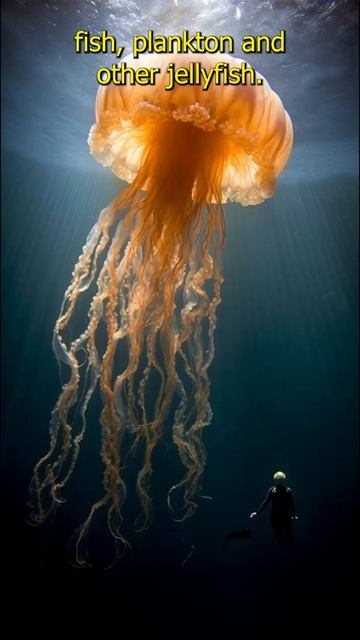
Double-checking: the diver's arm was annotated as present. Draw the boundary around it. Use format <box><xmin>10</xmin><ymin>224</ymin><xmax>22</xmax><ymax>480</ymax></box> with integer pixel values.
<box><xmin>250</xmin><ymin>489</ymin><xmax>272</xmax><ymax>518</ymax></box>
<box><xmin>257</xmin><ymin>489</ymin><xmax>272</xmax><ymax>514</ymax></box>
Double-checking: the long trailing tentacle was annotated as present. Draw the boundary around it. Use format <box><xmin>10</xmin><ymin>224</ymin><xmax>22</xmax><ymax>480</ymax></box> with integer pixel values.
<box><xmin>28</xmin><ymin>204</ymin><xmax>118</xmax><ymax>523</ymax></box>
<box><xmin>168</xmin><ymin>203</ymin><xmax>225</xmax><ymax>520</ymax></box>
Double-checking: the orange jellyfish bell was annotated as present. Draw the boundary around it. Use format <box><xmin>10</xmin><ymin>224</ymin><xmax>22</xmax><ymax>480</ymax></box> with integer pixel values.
<box><xmin>30</xmin><ymin>52</ymin><xmax>293</xmax><ymax>565</ymax></box>
<box><xmin>89</xmin><ymin>52</ymin><xmax>293</xmax><ymax>205</ymax></box>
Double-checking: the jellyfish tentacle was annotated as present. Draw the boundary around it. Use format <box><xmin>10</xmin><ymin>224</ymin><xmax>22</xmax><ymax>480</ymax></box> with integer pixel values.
<box><xmin>29</xmin><ymin>196</ymin><xmax>139</xmax><ymax>528</ymax></box>
<box><xmin>74</xmin><ymin>217</ymin><xmax>131</xmax><ymax>566</ymax></box>
<box><xmin>75</xmin><ymin>495</ymin><xmax>110</xmax><ymax>568</ymax></box>
<box><xmin>167</xmin><ymin>205</ymin><xmax>224</xmax><ymax>521</ymax></box>
<box><xmin>29</xmin><ymin>206</ymin><xmax>117</xmax><ymax>521</ymax></box>
<box><xmin>93</xmin><ymin>217</ymin><xmax>131</xmax><ymax>554</ymax></box>
<box><xmin>57</xmin><ymin>204</ymin><xmax>115</xmax><ymax>333</ymax></box>
<box><xmin>28</xmin><ymin>204</ymin><xmax>118</xmax><ymax>522</ymax></box>
<box><xmin>29</xmin><ymin>348</ymin><xmax>80</xmax><ymax>522</ymax></box>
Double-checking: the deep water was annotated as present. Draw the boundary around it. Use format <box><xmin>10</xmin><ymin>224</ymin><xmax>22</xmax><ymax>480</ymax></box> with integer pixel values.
<box><xmin>1</xmin><ymin>0</ymin><xmax>359</xmax><ymax>636</ymax></box>
<box><xmin>2</xmin><ymin>152</ymin><xmax>358</xmax><ymax>636</ymax></box>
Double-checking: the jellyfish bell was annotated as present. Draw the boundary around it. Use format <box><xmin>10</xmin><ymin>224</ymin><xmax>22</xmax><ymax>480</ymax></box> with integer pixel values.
<box><xmin>29</xmin><ymin>52</ymin><xmax>293</xmax><ymax>565</ymax></box>
<box><xmin>90</xmin><ymin>52</ymin><xmax>293</xmax><ymax>206</ymax></box>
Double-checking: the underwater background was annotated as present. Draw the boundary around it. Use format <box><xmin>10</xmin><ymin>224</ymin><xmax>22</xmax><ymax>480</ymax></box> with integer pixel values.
<box><xmin>2</xmin><ymin>1</ymin><xmax>358</xmax><ymax>636</ymax></box>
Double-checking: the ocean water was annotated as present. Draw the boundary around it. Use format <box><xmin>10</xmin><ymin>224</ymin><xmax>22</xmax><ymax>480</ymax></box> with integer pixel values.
<box><xmin>1</xmin><ymin>1</ymin><xmax>358</xmax><ymax>636</ymax></box>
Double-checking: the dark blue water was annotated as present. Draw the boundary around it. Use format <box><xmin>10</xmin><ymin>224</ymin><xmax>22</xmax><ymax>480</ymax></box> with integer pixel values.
<box><xmin>1</xmin><ymin>1</ymin><xmax>359</xmax><ymax>637</ymax></box>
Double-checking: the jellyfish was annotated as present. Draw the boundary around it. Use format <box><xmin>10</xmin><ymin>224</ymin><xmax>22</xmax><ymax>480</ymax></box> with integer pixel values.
<box><xmin>29</xmin><ymin>52</ymin><xmax>293</xmax><ymax>564</ymax></box>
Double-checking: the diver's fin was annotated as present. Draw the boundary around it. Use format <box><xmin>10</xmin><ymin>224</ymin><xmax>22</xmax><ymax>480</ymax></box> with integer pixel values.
<box><xmin>223</xmin><ymin>528</ymin><xmax>252</xmax><ymax>546</ymax></box>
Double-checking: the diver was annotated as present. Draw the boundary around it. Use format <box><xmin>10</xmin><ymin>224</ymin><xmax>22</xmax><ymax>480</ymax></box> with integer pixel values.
<box><xmin>250</xmin><ymin>471</ymin><xmax>298</xmax><ymax>546</ymax></box>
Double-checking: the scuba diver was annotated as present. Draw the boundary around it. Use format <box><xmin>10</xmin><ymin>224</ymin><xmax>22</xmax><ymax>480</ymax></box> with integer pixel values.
<box><xmin>250</xmin><ymin>470</ymin><xmax>298</xmax><ymax>546</ymax></box>
<box><xmin>222</xmin><ymin>471</ymin><xmax>298</xmax><ymax>550</ymax></box>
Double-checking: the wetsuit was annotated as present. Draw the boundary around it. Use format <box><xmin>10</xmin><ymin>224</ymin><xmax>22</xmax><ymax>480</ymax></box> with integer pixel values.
<box><xmin>257</xmin><ymin>485</ymin><xmax>296</xmax><ymax>544</ymax></box>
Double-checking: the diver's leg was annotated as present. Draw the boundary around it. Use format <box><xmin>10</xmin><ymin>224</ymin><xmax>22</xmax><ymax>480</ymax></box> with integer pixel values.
<box><xmin>270</xmin><ymin>514</ymin><xmax>285</xmax><ymax>543</ymax></box>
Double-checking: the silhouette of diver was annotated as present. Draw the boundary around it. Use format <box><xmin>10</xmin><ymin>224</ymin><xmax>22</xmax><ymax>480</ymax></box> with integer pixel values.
<box><xmin>250</xmin><ymin>471</ymin><xmax>299</xmax><ymax>546</ymax></box>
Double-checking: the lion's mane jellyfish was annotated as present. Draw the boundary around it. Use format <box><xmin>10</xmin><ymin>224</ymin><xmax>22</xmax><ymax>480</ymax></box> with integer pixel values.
<box><xmin>29</xmin><ymin>53</ymin><xmax>293</xmax><ymax>564</ymax></box>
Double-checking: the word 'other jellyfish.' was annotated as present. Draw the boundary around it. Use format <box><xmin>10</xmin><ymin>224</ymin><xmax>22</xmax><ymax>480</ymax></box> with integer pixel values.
<box><xmin>29</xmin><ymin>52</ymin><xmax>293</xmax><ymax>565</ymax></box>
